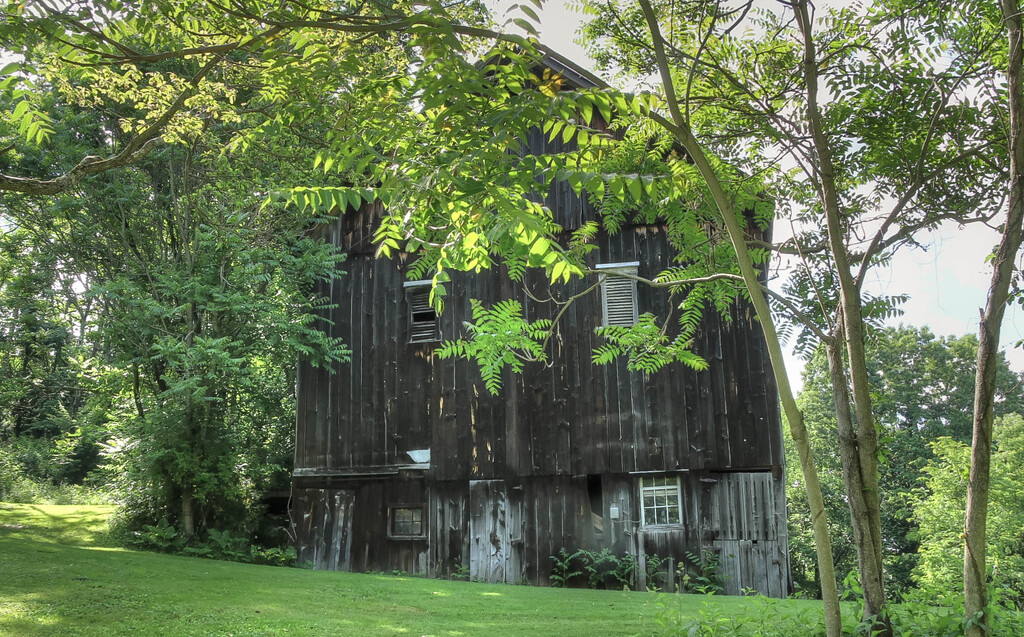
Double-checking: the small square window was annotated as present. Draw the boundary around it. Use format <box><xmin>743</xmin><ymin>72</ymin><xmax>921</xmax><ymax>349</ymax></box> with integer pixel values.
<box><xmin>389</xmin><ymin>506</ymin><xmax>426</xmax><ymax>538</ymax></box>
<box><xmin>639</xmin><ymin>475</ymin><xmax>683</xmax><ymax>526</ymax></box>
<box><xmin>597</xmin><ymin>262</ymin><xmax>639</xmax><ymax>327</ymax></box>
<box><xmin>404</xmin><ymin>281</ymin><xmax>439</xmax><ymax>343</ymax></box>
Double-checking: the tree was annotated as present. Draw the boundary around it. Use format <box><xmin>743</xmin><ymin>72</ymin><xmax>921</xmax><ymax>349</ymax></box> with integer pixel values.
<box><xmin>788</xmin><ymin>326</ymin><xmax>1023</xmax><ymax>598</ymax></box>
<box><xmin>0</xmin><ymin>227</ymin><xmax>75</xmax><ymax>439</ymax></box>
<box><xmin>0</xmin><ymin>223</ymin><xmax>100</xmax><ymax>490</ymax></box>
<box><xmin>0</xmin><ymin>0</ymin><xmax>501</xmax><ymax>196</ymax></box>
<box><xmin>0</xmin><ymin>53</ymin><xmax>350</xmax><ymax>536</ymax></box>
<box><xmin>962</xmin><ymin>1</ymin><xmax>1024</xmax><ymax>631</ymax></box>
<box><xmin>916</xmin><ymin>414</ymin><xmax>1024</xmax><ymax>610</ymax></box>
<box><xmin>580</xmin><ymin>2</ymin><xmax>1004</xmax><ymax>631</ymax></box>
<box><xmin>2</xmin><ymin>4</ymin><xmax>1013</xmax><ymax>631</ymax></box>
<box><xmin>1</xmin><ymin>0</ymin><xmax>841</xmax><ymax>628</ymax></box>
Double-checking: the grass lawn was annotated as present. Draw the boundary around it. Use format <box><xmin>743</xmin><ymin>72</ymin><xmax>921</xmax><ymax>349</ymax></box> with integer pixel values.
<box><xmin>0</xmin><ymin>503</ymin><xmax>833</xmax><ymax>636</ymax></box>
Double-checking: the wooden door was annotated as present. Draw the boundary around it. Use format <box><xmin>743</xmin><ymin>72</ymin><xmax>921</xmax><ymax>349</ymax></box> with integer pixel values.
<box><xmin>469</xmin><ymin>479</ymin><xmax>509</xmax><ymax>583</ymax></box>
<box><xmin>295</xmin><ymin>488</ymin><xmax>354</xmax><ymax>571</ymax></box>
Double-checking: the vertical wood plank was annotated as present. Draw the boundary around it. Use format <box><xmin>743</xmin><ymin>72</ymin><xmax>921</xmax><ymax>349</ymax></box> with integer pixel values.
<box><xmin>469</xmin><ymin>479</ymin><xmax>509</xmax><ymax>583</ymax></box>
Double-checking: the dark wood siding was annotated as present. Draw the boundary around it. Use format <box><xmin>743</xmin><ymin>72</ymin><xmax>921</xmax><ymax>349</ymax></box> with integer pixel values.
<box><xmin>294</xmin><ymin>469</ymin><xmax>788</xmax><ymax>593</ymax></box>
<box><xmin>293</xmin><ymin>475</ymin><xmax>430</xmax><ymax>575</ymax></box>
<box><xmin>292</xmin><ymin>98</ymin><xmax>787</xmax><ymax>593</ymax></box>
<box><xmin>295</xmin><ymin>220</ymin><xmax>782</xmax><ymax>478</ymax></box>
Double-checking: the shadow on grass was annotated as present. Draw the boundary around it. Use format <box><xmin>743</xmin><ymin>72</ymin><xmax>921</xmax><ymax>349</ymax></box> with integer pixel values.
<box><xmin>0</xmin><ymin>503</ymin><xmax>114</xmax><ymax>548</ymax></box>
<box><xmin>0</xmin><ymin>533</ymin><xmax>662</xmax><ymax>637</ymax></box>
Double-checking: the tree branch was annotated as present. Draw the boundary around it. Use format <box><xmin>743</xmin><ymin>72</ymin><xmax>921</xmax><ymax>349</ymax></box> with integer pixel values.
<box><xmin>0</xmin><ymin>23</ymin><xmax>282</xmax><ymax>195</ymax></box>
<box><xmin>581</xmin><ymin>269</ymin><xmax>831</xmax><ymax>343</ymax></box>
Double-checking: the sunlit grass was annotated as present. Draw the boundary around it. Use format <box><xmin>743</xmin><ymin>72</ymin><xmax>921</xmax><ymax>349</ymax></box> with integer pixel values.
<box><xmin>0</xmin><ymin>503</ymin><xmax>837</xmax><ymax>637</ymax></box>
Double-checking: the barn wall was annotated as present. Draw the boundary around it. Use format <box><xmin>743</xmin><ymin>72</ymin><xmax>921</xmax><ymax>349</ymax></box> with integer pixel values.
<box><xmin>292</xmin><ymin>469</ymin><xmax>787</xmax><ymax>593</ymax></box>
<box><xmin>292</xmin><ymin>172</ymin><xmax>788</xmax><ymax>594</ymax></box>
<box><xmin>293</xmin><ymin>476</ymin><xmax>430</xmax><ymax>576</ymax></box>
<box><xmin>295</xmin><ymin>219</ymin><xmax>783</xmax><ymax>479</ymax></box>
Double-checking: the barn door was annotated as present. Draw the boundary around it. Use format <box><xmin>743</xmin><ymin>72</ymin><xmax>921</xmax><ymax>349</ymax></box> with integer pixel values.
<box><xmin>469</xmin><ymin>480</ymin><xmax>510</xmax><ymax>583</ymax></box>
<box><xmin>296</xmin><ymin>488</ymin><xmax>354</xmax><ymax>571</ymax></box>
<box><xmin>707</xmin><ymin>472</ymin><xmax>787</xmax><ymax>596</ymax></box>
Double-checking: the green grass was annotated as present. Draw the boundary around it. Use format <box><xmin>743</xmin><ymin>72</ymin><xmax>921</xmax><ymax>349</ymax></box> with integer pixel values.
<box><xmin>0</xmin><ymin>503</ymin><xmax>833</xmax><ymax>636</ymax></box>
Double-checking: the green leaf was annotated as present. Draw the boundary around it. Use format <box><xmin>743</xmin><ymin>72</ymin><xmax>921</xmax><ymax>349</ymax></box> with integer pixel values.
<box><xmin>519</xmin><ymin>5</ymin><xmax>540</xmax><ymax>22</ymax></box>
<box><xmin>11</xmin><ymin>99</ymin><xmax>30</xmax><ymax>121</ymax></box>
<box><xmin>609</xmin><ymin>176</ymin><xmax>625</xmax><ymax>202</ymax></box>
<box><xmin>580</xmin><ymin>98</ymin><xmax>594</xmax><ymax>125</ymax></box>
<box><xmin>551</xmin><ymin>259</ymin><xmax>567</xmax><ymax>283</ymax></box>
<box><xmin>512</xmin><ymin>18</ymin><xmax>539</xmax><ymax>35</ymax></box>
<box><xmin>627</xmin><ymin>175</ymin><xmax>642</xmax><ymax>202</ymax></box>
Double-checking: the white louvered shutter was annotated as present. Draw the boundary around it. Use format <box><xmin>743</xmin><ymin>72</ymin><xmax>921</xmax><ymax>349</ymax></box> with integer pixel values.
<box><xmin>599</xmin><ymin>264</ymin><xmax>638</xmax><ymax>327</ymax></box>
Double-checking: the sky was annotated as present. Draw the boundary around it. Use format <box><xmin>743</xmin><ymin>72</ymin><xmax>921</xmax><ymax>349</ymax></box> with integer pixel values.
<box><xmin>520</xmin><ymin>1</ymin><xmax>1024</xmax><ymax>384</ymax></box>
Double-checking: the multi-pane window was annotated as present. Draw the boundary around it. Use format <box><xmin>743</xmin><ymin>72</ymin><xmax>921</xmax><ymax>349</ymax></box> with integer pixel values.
<box><xmin>597</xmin><ymin>262</ymin><xmax>639</xmax><ymax>327</ymax></box>
<box><xmin>389</xmin><ymin>506</ymin><xmax>425</xmax><ymax>538</ymax></box>
<box><xmin>404</xmin><ymin>281</ymin><xmax>439</xmax><ymax>343</ymax></box>
<box><xmin>639</xmin><ymin>475</ymin><xmax>683</xmax><ymax>526</ymax></box>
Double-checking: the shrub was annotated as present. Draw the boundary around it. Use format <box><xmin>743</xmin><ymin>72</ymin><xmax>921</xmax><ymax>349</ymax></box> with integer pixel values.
<box><xmin>0</xmin><ymin>444</ymin><xmax>110</xmax><ymax>504</ymax></box>
<box><xmin>251</xmin><ymin>545</ymin><xmax>297</xmax><ymax>567</ymax></box>
<box><xmin>549</xmin><ymin>548</ymin><xmax>583</xmax><ymax>587</ymax></box>
<box><xmin>125</xmin><ymin>517</ymin><xmax>295</xmax><ymax>567</ymax></box>
<box><xmin>678</xmin><ymin>549</ymin><xmax>725</xmax><ymax>595</ymax></box>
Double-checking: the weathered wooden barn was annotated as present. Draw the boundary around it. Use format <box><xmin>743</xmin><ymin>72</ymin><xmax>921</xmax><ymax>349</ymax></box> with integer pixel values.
<box><xmin>290</xmin><ymin>57</ymin><xmax>790</xmax><ymax>596</ymax></box>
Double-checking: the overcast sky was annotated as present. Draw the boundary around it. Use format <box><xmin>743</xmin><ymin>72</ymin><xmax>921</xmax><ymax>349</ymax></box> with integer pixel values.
<box><xmin>520</xmin><ymin>1</ymin><xmax>1024</xmax><ymax>386</ymax></box>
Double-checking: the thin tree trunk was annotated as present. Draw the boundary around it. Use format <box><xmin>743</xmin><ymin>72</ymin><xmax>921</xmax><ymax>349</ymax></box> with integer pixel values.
<box><xmin>131</xmin><ymin>362</ymin><xmax>145</xmax><ymax>420</ymax></box>
<box><xmin>697</xmin><ymin>138</ymin><xmax>843</xmax><ymax>636</ymax></box>
<box><xmin>825</xmin><ymin>336</ymin><xmax>885</xmax><ymax>622</ymax></box>
<box><xmin>793</xmin><ymin>2</ymin><xmax>888</xmax><ymax>630</ymax></box>
<box><xmin>964</xmin><ymin>3</ymin><xmax>1024</xmax><ymax>633</ymax></box>
<box><xmin>182</xmin><ymin>485</ymin><xmax>195</xmax><ymax>538</ymax></box>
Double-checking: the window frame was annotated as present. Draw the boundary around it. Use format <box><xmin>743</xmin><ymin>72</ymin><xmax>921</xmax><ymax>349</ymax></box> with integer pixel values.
<box><xmin>596</xmin><ymin>262</ymin><xmax>639</xmax><ymax>327</ymax></box>
<box><xmin>403</xmin><ymin>280</ymin><xmax>440</xmax><ymax>343</ymax></box>
<box><xmin>387</xmin><ymin>504</ymin><xmax>427</xmax><ymax>540</ymax></box>
<box><xmin>638</xmin><ymin>475</ymin><xmax>684</xmax><ymax>527</ymax></box>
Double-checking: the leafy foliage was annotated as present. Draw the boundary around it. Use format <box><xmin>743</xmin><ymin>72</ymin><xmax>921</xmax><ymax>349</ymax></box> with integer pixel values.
<box><xmin>677</xmin><ymin>550</ymin><xmax>725</xmax><ymax>595</ymax></box>
<box><xmin>548</xmin><ymin>547</ymin><xmax>585</xmax><ymax>588</ymax></box>
<box><xmin>0</xmin><ymin>0</ymin><xmax>777</xmax><ymax>424</ymax></box>
<box><xmin>912</xmin><ymin>415</ymin><xmax>1024</xmax><ymax>608</ymax></box>
<box><xmin>548</xmin><ymin>547</ymin><xmax>645</xmax><ymax>590</ymax></box>
<box><xmin>437</xmin><ymin>299</ymin><xmax>550</xmax><ymax>395</ymax></box>
<box><xmin>580</xmin><ymin>3</ymin><xmax>1013</xmax><ymax>623</ymax></box>
<box><xmin>4</xmin><ymin>9</ymin><xmax>1018</xmax><ymax>630</ymax></box>
<box><xmin>0</xmin><ymin>41</ymin><xmax>351</xmax><ymax>543</ymax></box>
<box><xmin>126</xmin><ymin>516</ymin><xmax>298</xmax><ymax>566</ymax></box>
<box><xmin>593</xmin><ymin>312</ymin><xmax>708</xmax><ymax>374</ymax></box>
<box><xmin>786</xmin><ymin>326</ymin><xmax>1024</xmax><ymax>600</ymax></box>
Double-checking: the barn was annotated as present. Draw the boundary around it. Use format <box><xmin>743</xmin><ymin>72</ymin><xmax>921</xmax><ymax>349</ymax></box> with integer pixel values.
<box><xmin>290</xmin><ymin>55</ymin><xmax>790</xmax><ymax>596</ymax></box>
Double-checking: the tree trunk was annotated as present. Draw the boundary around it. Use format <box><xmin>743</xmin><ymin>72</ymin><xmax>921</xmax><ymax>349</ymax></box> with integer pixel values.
<box><xmin>710</xmin><ymin>156</ymin><xmax>843</xmax><ymax>636</ymax></box>
<box><xmin>182</xmin><ymin>485</ymin><xmax>195</xmax><ymax>538</ymax></box>
<box><xmin>794</xmin><ymin>1</ymin><xmax>888</xmax><ymax>630</ymax></box>
<box><xmin>826</xmin><ymin>337</ymin><xmax>886</xmax><ymax>627</ymax></box>
<box><xmin>636</xmin><ymin>2</ymin><xmax>842</xmax><ymax>633</ymax></box>
<box><xmin>964</xmin><ymin>3</ymin><xmax>1024</xmax><ymax>633</ymax></box>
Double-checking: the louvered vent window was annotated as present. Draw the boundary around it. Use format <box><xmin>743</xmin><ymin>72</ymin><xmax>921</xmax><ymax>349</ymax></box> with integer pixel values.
<box><xmin>404</xmin><ymin>281</ymin><xmax>439</xmax><ymax>343</ymax></box>
<box><xmin>597</xmin><ymin>262</ymin><xmax>639</xmax><ymax>327</ymax></box>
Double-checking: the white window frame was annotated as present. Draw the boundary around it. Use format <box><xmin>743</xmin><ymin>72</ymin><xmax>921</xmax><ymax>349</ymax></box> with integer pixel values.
<box><xmin>639</xmin><ymin>475</ymin><xmax>683</xmax><ymax>526</ymax></box>
<box><xmin>596</xmin><ymin>262</ymin><xmax>639</xmax><ymax>327</ymax></box>
<box><xmin>404</xmin><ymin>280</ymin><xmax>439</xmax><ymax>343</ymax></box>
